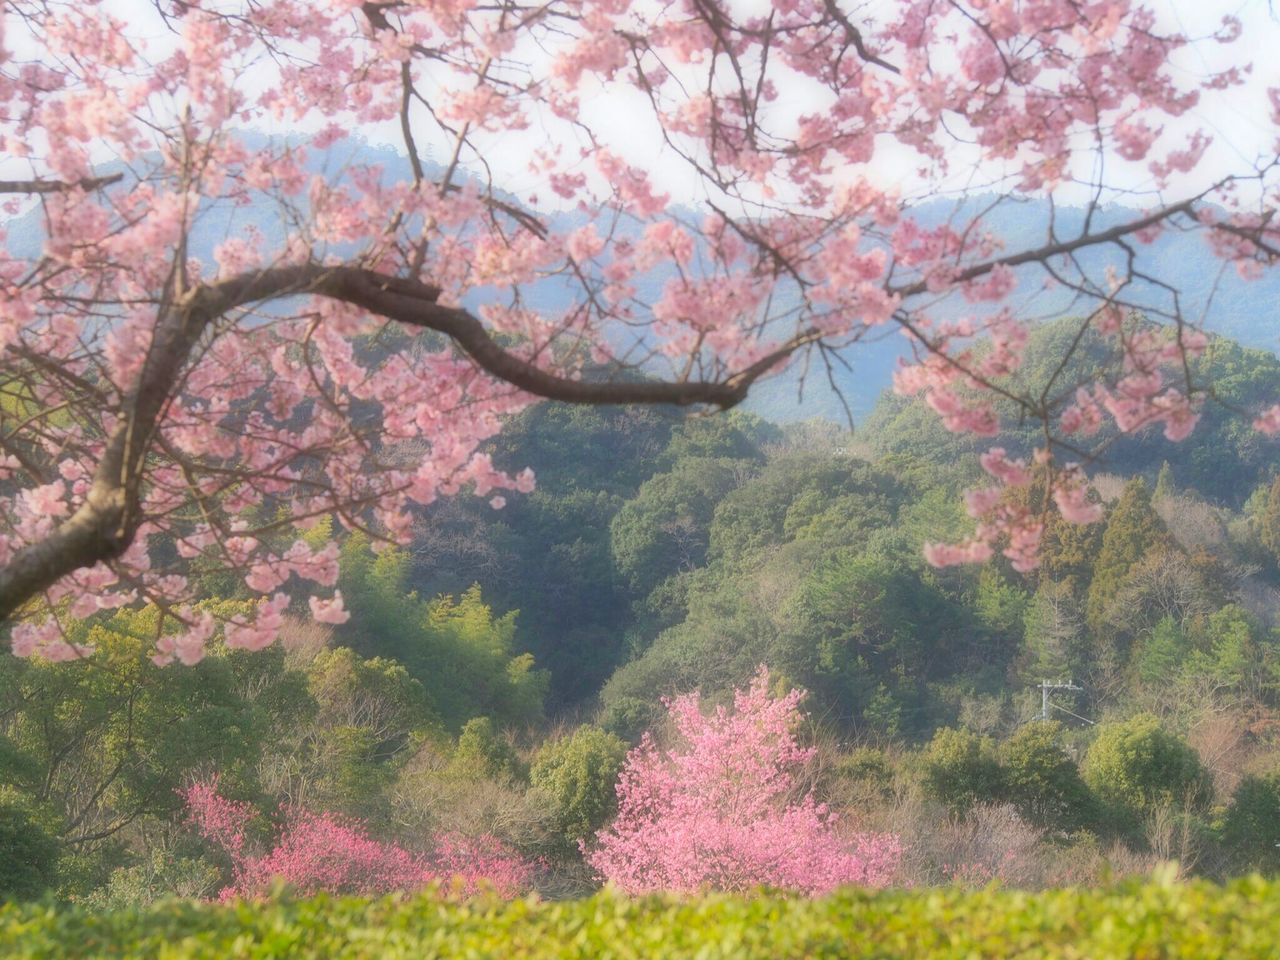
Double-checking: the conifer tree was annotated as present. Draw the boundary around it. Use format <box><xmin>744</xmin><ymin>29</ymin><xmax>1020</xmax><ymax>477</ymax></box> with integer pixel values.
<box><xmin>1260</xmin><ymin>476</ymin><xmax>1280</xmax><ymax>565</ymax></box>
<box><xmin>1153</xmin><ymin>462</ymin><xmax>1176</xmax><ymax>502</ymax></box>
<box><xmin>1085</xmin><ymin>479</ymin><xmax>1173</xmax><ymax>638</ymax></box>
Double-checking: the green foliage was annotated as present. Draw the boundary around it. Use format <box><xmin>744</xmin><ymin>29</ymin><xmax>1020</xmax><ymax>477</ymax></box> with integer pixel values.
<box><xmin>447</xmin><ymin>718</ymin><xmax>522</xmax><ymax>783</ymax></box>
<box><xmin>610</xmin><ymin>457</ymin><xmax>746</xmax><ymax>597</ymax></box>
<box><xmin>598</xmin><ymin>696</ymin><xmax>665</xmax><ymax>744</ymax></box>
<box><xmin>84</xmin><ymin>846</ymin><xmax>221</xmax><ymax>910</ymax></box>
<box><xmin>12</xmin><ymin>879</ymin><xmax>1280</xmax><ymax>958</ymax></box>
<box><xmin>1000</xmin><ymin>722</ymin><xmax>1096</xmax><ymax>831</ymax></box>
<box><xmin>529</xmin><ymin>726</ymin><xmax>628</xmax><ymax>852</ymax></box>
<box><xmin>1086</xmin><ymin>478</ymin><xmax>1172</xmax><ymax>636</ymax></box>
<box><xmin>1220</xmin><ymin>771</ymin><xmax>1280</xmax><ymax>875</ymax></box>
<box><xmin>340</xmin><ymin>537</ymin><xmax>547</xmax><ymax>731</ymax></box>
<box><xmin>1018</xmin><ymin>581</ymin><xmax>1086</xmax><ymax>684</ymax></box>
<box><xmin>1182</xmin><ymin>606</ymin><xmax>1280</xmax><ymax>701</ymax></box>
<box><xmin>1036</xmin><ymin>498</ymin><xmax>1106</xmax><ymax>597</ymax></box>
<box><xmin>1135</xmin><ymin>617</ymin><xmax>1191</xmax><ymax>686</ymax></box>
<box><xmin>0</xmin><ymin>788</ymin><xmax>59</xmax><ymax>902</ymax></box>
<box><xmin>1081</xmin><ymin>715</ymin><xmax>1215</xmax><ymax>828</ymax></box>
<box><xmin>1154</xmin><ymin>462</ymin><xmax>1176</xmax><ymax>502</ymax></box>
<box><xmin>301</xmin><ymin>646</ymin><xmax>435</xmax><ymax>817</ymax></box>
<box><xmin>973</xmin><ymin>569</ymin><xmax>1030</xmax><ymax>638</ymax></box>
<box><xmin>1262</xmin><ymin>476</ymin><xmax>1280</xmax><ymax>567</ymax></box>
<box><xmin>656</xmin><ymin>411</ymin><xmax>777</xmax><ymax>469</ymax></box>
<box><xmin>0</xmin><ymin>607</ymin><xmax>297</xmax><ymax>866</ymax></box>
<box><xmin>919</xmin><ymin>728</ymin><xmax>1004</xmax><ymax>813</ymax></box>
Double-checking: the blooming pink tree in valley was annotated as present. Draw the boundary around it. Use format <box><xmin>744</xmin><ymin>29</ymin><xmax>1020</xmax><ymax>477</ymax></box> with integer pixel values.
<box><xmin>587</xmin><ymin>668</ymin><xmax>902</xmax><ymax>894</ymax></box>
<box><xmin>1</xmin><ymin>0</ymin><xmax>1280</xmax><ymax>659</ymax></box>
<box><xmin>181</xmin><ymin>778</ymin><xmax>533</xmax><ymax>900</ymax></box>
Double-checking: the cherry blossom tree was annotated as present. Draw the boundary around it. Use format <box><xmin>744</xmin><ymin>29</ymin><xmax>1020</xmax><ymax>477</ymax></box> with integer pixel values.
<box><xmin>586</xmin><ymin>668</ymin><xmax>901</xmax><ymax>894</ymax></box>
<box><xmin>181</xmin><ymin>777</ymin><xmax>533</xmax><ymax>900</ymax></box>
<box><xmin>1</xmin><ymin>0</ymin><xmax>1279</xmax><ymax>659</ymax></box>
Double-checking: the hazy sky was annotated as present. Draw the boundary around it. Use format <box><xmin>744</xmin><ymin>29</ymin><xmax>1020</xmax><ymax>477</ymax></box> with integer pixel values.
<box><xmin>5</xmin><ymin>0</ymin><xmax>1278</xmax><ymax>213</ymax></box>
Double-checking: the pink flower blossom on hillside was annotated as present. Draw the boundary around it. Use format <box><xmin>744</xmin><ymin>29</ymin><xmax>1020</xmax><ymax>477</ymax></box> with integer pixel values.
<box><xmin>586</xmin><ymin>668</ymin><xmax>900</xmax><ymax>896</ymax></box>
<box><xmin>181</xmin><ymin>777</ymin><xmax>533</xmax><ymax>901</ymax></box>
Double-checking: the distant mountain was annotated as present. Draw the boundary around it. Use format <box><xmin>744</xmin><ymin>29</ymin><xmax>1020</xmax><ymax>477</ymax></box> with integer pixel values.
<box><xmin>746</xmin><ymin>197</ymin><xmax>1280</xmax><ymax>425</ymax></box>
<box><xmin>9</xmin><ymin>139</ymin><xmax>1279</xmax><ymax>425</ymax></box>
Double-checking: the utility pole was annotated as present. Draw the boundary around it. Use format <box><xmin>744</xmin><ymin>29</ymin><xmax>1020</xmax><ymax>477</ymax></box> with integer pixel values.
<box><xmin>1037</xmin><ymin>679</ymin><xmax>1083</xmax><ymax>722</ymax></box>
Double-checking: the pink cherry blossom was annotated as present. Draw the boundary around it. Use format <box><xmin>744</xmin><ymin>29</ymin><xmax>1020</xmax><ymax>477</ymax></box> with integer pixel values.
<box><xmin>587</xmin><ymin>668</ymin><xmax>901</xmax><ymax>895</ymax></box>
<box><xmin>1</xmin><ymin>0</ymin><xmax>1276</xmax><ymax>655</ymax></box>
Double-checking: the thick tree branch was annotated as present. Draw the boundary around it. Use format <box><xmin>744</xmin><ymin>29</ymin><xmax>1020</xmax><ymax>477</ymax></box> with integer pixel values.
<box><xmin>0</xmin><ymin>173</ymin><xmax>123</xmax><ymax>194</ymax></box>
<box><xmin>0</xmin><ymin>260</ymin><xmax>798</xmax><ymax>623</ymax></box>
<box><xmin>190</xmin><ymin>263</ymin><xmax>782</xmax><ymax>407</ymax></box>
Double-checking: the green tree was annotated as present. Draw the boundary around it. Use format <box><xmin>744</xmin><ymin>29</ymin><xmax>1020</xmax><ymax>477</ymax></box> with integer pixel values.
<box><xmin>610</xmin><ymin>458</ymin><xmax>746</xmax><ymax>597</ymax></box>
<box><xmin>919</xmin><ymin>727</ymin><xmax>1004</xmax><ymax>813</ymax></box>
<box><xmin>1220</xmin><ymin>771</ymin><xmax>1280</xmax><ymax>874</ymax></box>
<box><xmin>340</xmin><ymin>537</ymin><xmax>548</xmax><ymax>731</ymax></box>
<box><xmin>1086</xmin><ymin>478</ymin><xmax>1173</xmax><ymax>637</ymax></box>
<box><xmin>1001</xmin><ymin>722</ymin><xmax>1097</xmax><ymax>831</ymax></box>
<box><xmin>1135</xmin><ymin>616</ymin><xmax>1191</xmax><ymax>686</ymax></box>
<box><xmin>1153</xmin><ymin>461</ymin><xmax>1176</xmax><ymax>501</ymax></box>
<box><xmin>1036</xmin><ymin>496</ymin><xmax>1106</xmax><ymax>597</ymax></box>
<box><xmin>1019</xmin><ymin>581</ymin><xmax>1085</xmax><ymax>684</ymax></box>
<box><xmin>447</xmin><ymin>717</ymin><xmax>522</xmax><ymax>783</ymax></box>
<box><xmin>1261</xmin><ymin>475</ymin><xmax>1280</xmax><ymax>565</ymax></box>
<box><xmin>529</xmin><ymin>726</ymin><xmax>628</xmax><ymax>853</ymax></box>
<box><xmin>301</xmin><ymin>647</ymin><xmax>436</xmax><ymax>817</ymax></box>
<box><xmin>1081</xmin><ymin>714</ymin><xmax>1214</xmax><ymax>829</ymax></box>
<box><xmin>0</xmin><ymin>788</ymin><xmax>60</xmax><ymax>902</ymax></box>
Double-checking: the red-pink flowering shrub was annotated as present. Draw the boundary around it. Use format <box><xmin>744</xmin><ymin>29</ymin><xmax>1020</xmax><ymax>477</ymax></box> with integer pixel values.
<box><xmin>181</xmin><ymin>778</ymin><xmax>532</xmax><ymax>900</ymax></box>
<box><xmin>587</xmin><ymin>668</ymin><xmax>901</xmax><ymax>896</ymax></box>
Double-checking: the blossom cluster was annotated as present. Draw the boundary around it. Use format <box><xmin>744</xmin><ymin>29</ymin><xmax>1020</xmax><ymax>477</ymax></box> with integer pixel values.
<box><xmin>181</xmin><ymin>778</ymin><xmax>533</xmax><ymax>900</ymax></box>
<box><xmin>588</xmin><ymin>668</ymin><xmax>901</xmax><ymax>895</ymax></box>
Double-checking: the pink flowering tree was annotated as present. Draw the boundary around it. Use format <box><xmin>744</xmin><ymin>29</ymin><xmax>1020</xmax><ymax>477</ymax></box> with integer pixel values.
<box><xmin>181</xmin><ymin>778</ymin><xmax>533</xmax><ymax>900</ymax></box>
<box><xmin>3</xmin><ymin>1</ymin><xmax>1280</xmax><ymax>656</ymax></box>
<box><xmin>587</xmin><ymin>668</ymin><xmax>901</xmax><ymax>895</ymax></box>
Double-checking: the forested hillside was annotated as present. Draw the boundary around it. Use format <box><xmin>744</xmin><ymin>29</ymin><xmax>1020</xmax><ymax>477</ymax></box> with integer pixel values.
<box><xmin>6</xmin><ymin>318</ymin><xmax>1280</xmax><ymax>904</ymax></box>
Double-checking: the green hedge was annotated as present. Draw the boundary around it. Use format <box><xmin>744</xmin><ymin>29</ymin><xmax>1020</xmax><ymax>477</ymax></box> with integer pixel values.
<box><xmin>4</xmin><ymin>875</ymin><xmax>1280</xmax><ymax>959</ymax></box>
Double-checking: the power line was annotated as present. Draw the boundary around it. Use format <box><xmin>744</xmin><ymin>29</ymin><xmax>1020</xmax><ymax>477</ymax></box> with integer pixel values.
<box><xmin>1050</xmin><ymin>700</ymin><xmax>1097</xmax><ymax>726</ymax></box>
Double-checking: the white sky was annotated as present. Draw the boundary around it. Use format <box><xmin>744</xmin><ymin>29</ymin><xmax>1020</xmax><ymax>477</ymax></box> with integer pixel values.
<box><xmin>4</xmin><ymin>0</ymin><xmax>1278</xmax><ymax>213</ymax></box>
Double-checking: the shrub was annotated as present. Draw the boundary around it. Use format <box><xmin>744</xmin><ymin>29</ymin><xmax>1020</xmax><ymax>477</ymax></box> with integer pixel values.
<box><xmin>8</xmin><ymin>879</ymin><xmax>1280</xmax><ymax>958</ymax></box>
<box><xmin>1081</xmin><ymin>715</ymin><xmax>1214</xmax><ymax>830</ymax></box>
<box><xmin>1001</xmin><ymin>721</ymin><xmax>1097</xmax><ymax>831</ymax></box>
<box><xmin>1220</xmin><ymin>770</ymin><xmax>1280</xmax><ymax>874</ymax></box>
<box><xmin>919</xmin><ymin>727</ymin><xmax>1004</xmax><ymax>813</ymax></box>
<box><xmin>181</xmin><ymin>778</ymin><xmax>531</xmax><ymax>900</ymax></box>
<box><xmin>0</xmin><ymin>788</ymin><xmax>59</xmax><ymax>902</ymax></box>
<box><xmin>529</xmin><ymin>726</ymin><xmax>628</xmax><ymax>853</ymax></box>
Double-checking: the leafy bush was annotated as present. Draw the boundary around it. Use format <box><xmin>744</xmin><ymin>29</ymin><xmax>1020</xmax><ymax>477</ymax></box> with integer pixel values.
<box><xmin>182</xmin><ymin>778</ymin><xmax>532</xmax><ymax>900</ymax></box>
<box><xmin>1000</xmin><ymin>722</ymin><xmax>1097</xmax><ymax>831</ymax></box>
<box><xmin>529</xmin><ymin>726</ymin><xmax>628</xmax><ymax>853</ymax></box>
<box><xmin>1220</xmin><ymin>771</ymin><xmax>1280</xmax><ymax>874</ymax></box>
<box><xmin>0</xmin><ymin>788</ymin><xmax>59</xmax><ymax>902</ymax></box>
<box><xmin>919</xmin><ymin>728</ymin><xmax>1005</xmax><ymax>814</ymax></box>
<box><xmin>1081</xmin><ymin>715</ymin><xmax>1215</xmax><ymax>830</ymax></box>
<box><xmin>7</xmin><ymin>877</ymin><xmax>1280</xmax><ymax>958</ymax></box>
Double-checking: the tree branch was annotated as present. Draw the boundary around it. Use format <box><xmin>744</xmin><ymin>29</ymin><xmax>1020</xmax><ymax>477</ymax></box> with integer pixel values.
<box><xmin>0</xmin><ymin>260</ymin><xmax>800</xmax><ymax>622</ymax></box>
<box><xmin>0</xmin><ymin>173</ymin><xmax>124</xmax><ymax>194</ymax></box>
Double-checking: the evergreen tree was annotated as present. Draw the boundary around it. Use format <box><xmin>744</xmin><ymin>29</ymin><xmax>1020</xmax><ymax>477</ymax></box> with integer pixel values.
<box><xmin>1085</xmin><ymin>478</ymin><xmax>1173</xmax><ymax>638</ymax></box>
<box><xmin>1260</xmin><ymin>476</ymin><xmax>1280</xmax><ymax>565</ymax></box>
<box><xmin>1153</xmin><ymin>461</ymin><xmax>1176</xmax><ymax>501</ymax></box>
<box><xmin>1019</xmin><ymin>581</ymin><xmax>1085</xmax><ymax>685</ymax></box>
